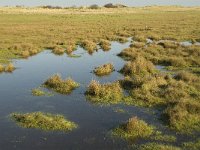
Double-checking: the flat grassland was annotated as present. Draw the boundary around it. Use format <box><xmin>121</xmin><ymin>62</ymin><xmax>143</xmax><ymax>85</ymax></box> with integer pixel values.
<box><xmin>0</xmin><ymin>6</ymin><xmax>200</xmax><ymax>63</ymax></box>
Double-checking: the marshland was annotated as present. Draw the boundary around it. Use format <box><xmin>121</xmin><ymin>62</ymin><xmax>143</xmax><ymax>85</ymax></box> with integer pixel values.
<box><xmin>0</xmin><ymin>4</ymin><xmax>200</xmax><ymax>150</ymax></box>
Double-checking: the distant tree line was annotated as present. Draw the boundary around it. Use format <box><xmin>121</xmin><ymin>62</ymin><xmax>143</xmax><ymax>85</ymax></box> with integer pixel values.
<box><xmin>38</xmin><ymin>3</ymin><xmax>127</xmax><ymax>9</ymax></box>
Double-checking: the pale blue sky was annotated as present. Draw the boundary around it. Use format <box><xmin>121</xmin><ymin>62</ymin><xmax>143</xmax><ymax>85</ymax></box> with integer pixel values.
<box><xmin>0</xmin><ymin>0</ymin><xmax>200</xmax><ymax>7</ymax></box>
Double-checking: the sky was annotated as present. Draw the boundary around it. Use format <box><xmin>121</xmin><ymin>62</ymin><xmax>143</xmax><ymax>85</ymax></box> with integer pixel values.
<box><xmin>0</xmin><ymin>0</ymin><xmax>200</xmax><ymax>7</ymax></box>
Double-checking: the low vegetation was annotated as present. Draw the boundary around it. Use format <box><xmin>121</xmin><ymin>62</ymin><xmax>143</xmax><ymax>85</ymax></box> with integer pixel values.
<box><xmin>11</xmin><ymin>112</ymin><xmax>78</xmax><ymax>131</ymax></box>
<box><xmin>93</xmin><ymin>63</ymin><xmax>114</xmax><ymax>76</ymax></box>
<box><xmin>139</xmin><ymin>143</ymin><xmax>181</xmax><ymax>150</ymax></box>
<box><xmin>32</xmin><ymin>88</ymin><xmax>46</xmax><ymax>96</ymax></box>
<box><xmin>112</xmin><ymin>117</ymin><xmax>154</xmax><ymax>140</ymax></box>
<box><xmin>85</xmin><ymin>80</ymin><xmax>123</xmax><ymax>104</ymax></box>
<box><xmin>81</xmin><ymin>40</ymin><xmax>97</xmax><ymax>54</ymax></box>
<box><xmin>43</xmin><ymin>74</ymin><xmax>80</xmax><ymax>94</ymax></box>
<box><xmin>0</xmin><ymin>63</ymin><xmax>16</xmax><ymax>73</ymax></box>
<box><xmin>183</xmin><ymin>138</ymin><xmax>200</xmax><ymax>150</ymax></box>
<box><xmin>120</xmin><ymin>57</ymin><xmax>156</xmax><ymax>76</ymax></box>
<box><xmin>99</xmin><ymin>39</ymin><xmax>111</xmax><ymax>51</ymax></box>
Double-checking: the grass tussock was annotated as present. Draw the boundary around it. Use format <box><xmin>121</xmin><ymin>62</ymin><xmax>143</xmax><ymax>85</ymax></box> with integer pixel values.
<box><xmin>99</xmin><ymin>39</ymin><xmax>111</xmax><ymax>51</ymax></box>
<box><xmin>11</xmin><ymin>112</ymin><xmax>78</xmax><ymax>131</ymax></box>
<box><xmin>81</xmin><ymin>40</ymin><xmax>97</xmax><ymax>54</ymax></box>
<box><xmin>44</xmin><ymin>74</ymin><xmax>80</xmax><ymax>94</ymax></box>
<box><xmin>120</xmin><ymin>57</ymin><xmax>156</xmax><ymax>76</ymax></box>
<box><xmin>4</xmin><ymin>63</ymin><xmax>15</xmax><ymax>72</ymax></box>
<box><xmin>52</xmin><ymin>46</ymin><xmax>65</xmax><ymax>55</ymax></box>
<box><xmin>130</xmin><ymin>41</ymin><xmax>146</xmax><ymax>48</ymax></box>
<box><xmin>32</xmin><ymin>88</ymin><xmax>46</xmax><ymax>96</ymax></box>
<box><xmin>139</xmin><ymin>143</ymin><xmax>181</xmax><ymax>150</ymax></box>
<box><xmin>0</xmin><ymin>64</ymin><xmax>4</xmax><ymax>72</ymax></box>
<box><xmin>85</xmin><ymin>80</ymin><xmax>123</xmax><ymax>104</ymax></box>
<box><xmin>112</xmin><ymin>117</ymin><xmax>154</xmax><ymax>140</ymax></box>
<box><xmin>183</xmin><ymin>138</ymin><xmax>200</xmax><ymax>150</ymax></box>
<box><xmin>164</xmin><ymin>99</ymin><xmax>200</xmax><ymax>134</ymax></box>
<box><xmin>93</xmin><ymin>63</ymin><xmax>114</xmax><ymax>76</ymax></box>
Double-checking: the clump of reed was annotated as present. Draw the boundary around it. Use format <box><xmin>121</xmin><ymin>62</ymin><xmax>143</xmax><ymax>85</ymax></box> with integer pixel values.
<box><xmin>93</xmin><ymin>63</ymin><xmax>114</xmax><ymax>76</ymax></box>
<box><xmin>85</xmin><ymin>80</ymin><xmax>123</xmax><ymax>104</ymax></box>
<box><xmin>99</xmin><ymin>39</ymin><xmax>111</xmax><ymax>51</ymax></box>
<box><xmin>112</xmin><ymin>116</ymin><xmax>154</xmax><ymax>140</ymax></box>
<box><xmin>120</xmin><ymin>57</ymin><xmax>156</xmax><ymax>76</ymax></box>
<box><xmin>43</xmin><ymin>74</ymin><xmax>80</xmax><ymax>94</ymax></box>
<box><xmin>11</xmin><ymin>112</ymin><xmax>78</xmax><ymax>131</ymax></box>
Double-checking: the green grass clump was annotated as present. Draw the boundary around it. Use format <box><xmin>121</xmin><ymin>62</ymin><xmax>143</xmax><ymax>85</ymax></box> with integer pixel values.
<box><xmin>44</xmin><ymin>74</ymin><xmax>80</xmax><ymax>94</ymax></box>
<box><xmin>11</xmin><ymin>112</ymin><xmax>78</xmax><ymax>132</ymax></box>
<box><xmin>120</xmin><ymin>57</ymin><xmax>156</xmax><ymax>77</ymax></box>
<box><xmin>139</xmin><ymin>143</ymin><xmax>181</xmax><ymax>150</ymax></box>
<box><xmin>99</xmin><ymin>39</ymin><xmax>111</xmax><ymax>51</ymax></box>
<box><xmin>32</xmin><ymin>88</ymin><xmax>46</xmax><ymax>96</ymax></box>
<box><xmin>112</xmin><ymin>117</ymin><xmax>154</xmax><ymax>140</ymax></box>
<box><xmin>164</xmin><ymin>99</ymin><xmax>200</xmax><ymax>134</ymax></box>
<box><xmin>93</xmin><ymin>63</ymin><xmax>114</xmax><ymax>76</ymax></box>
<box><xmin>183</xmin><ymin>138</ymin><xmax>200</xmax><ymax>150</ymax></box>
<box><xmin>85</xmin><ymin>80</ymin><xmax>123</xmax><ymax>104</ymax></box>
<box><xmin>174</xmin><ymin>71</ymin><xmax>199</xmax><ymax>83</ymax></box>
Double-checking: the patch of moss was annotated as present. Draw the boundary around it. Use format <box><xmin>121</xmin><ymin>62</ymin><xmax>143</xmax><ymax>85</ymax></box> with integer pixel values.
<box><xmin>11</xmin><ymin>112</ymin><xmax>78</xmax><ymax>132</ymax></box>
<box><xmin>93</xmin><ymin>63</ymin><xmax>114</xmax><ymax>76</ymax></box>
<box><xmin>112</xmin><ymin>117</ymin><xmax>154</xmax><ymax>140</ymax></box>
<box><xmin>43</xmin><ymin>74</ymin><xmax>80</xmax><ymax>94</ymax></box>
<box><xmin>85</xmin><ymin>80</ymin><xmax>123</xmax><ymax>105</ymax></box>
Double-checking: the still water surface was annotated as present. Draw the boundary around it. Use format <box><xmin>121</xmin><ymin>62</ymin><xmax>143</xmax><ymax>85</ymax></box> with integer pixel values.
<box><xmin>0</xmin><ymin>40</ymin><xmax>194</xmax><ymax>150</ymax></box>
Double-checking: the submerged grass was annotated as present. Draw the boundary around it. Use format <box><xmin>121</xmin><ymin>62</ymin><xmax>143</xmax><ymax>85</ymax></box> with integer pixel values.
<box><xmin>85</xmin><ymin>80</ymin><xmax>123</xmax><ymax>105</ymax></box>
<box><xmin>11</xmin><ymin>112</ymin><xmax>78</xmax><ymax>131</ymax></box>
<box><xmin>93</xmin><ymin>63</ymin><xmax>114</xmax><ymax>76</ymax></box>
<box><xmin>43</xmin><ymin>74</ymin><xmax>80</xmax><ymax>94</ymax></box>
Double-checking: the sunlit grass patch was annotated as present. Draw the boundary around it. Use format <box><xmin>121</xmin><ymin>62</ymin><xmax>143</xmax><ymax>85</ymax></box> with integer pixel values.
<box><xmin>99</xmin><ymin>39</ymin><xmax>111</xmax><ymax>51</ymax></box>
<box><xmin>85</xmin><ymin>80</ymin><xmax>123</xmax><ymax>105</ymax></box>
<box><xmin>11</xmin><ymin>112</ymin><xmax>78</xmax><ymax>132</ymax></box>
<box><xmin>43</xmin><ymin>74</ymin><xmax>80</xmax><ymax>94</ymax></box>
<box><xmin>0</xmin><ymin>64</ymin><xmax>4</xmax><ymax>72</ymax></box>
<box><xmin>52</xmin><ymin>46</ymin><xmax>65</xmax><ymax>55</ymax></box>
<box><xmin>4</xmin><ymin>63</ymin><xmax>15</xmax><ymax>72</ymax></box>
<box><xmin>93</xmin><ymin>63</ymin><xmax>114</xmax><ymax>76</ymax></box>
<box><xmin>130</xmin><ymin>41</ymin><xmax>146</xmax><ymax>48</ymax></box>
<box><xmin>139</xmin><ymin>142</ymin><xmax>181</xmax><ymax>150</ymax></box>
<box><xmin>112</xmin><ymin>117</ymin><xmax>154</xmax><ymax>140</ymax></box>
<box><xmin>120</xmin><ymin>57</ymin><xmax>156</xmax><ymax>77</ymax></box>
<box><xmin>81</xmin><ymin>40</ymin><xmax>97</xmax><ymax>54</ymax></box>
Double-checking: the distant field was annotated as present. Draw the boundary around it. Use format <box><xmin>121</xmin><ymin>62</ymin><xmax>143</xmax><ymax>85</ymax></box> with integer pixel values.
<box><xmin>0</xmin><ymin>6</ymin><xmax>200</xmax><ymax>63</ymax></box>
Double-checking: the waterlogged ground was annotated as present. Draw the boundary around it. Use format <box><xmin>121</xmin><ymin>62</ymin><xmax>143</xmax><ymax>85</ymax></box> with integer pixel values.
<box><xmin>0</xmin><ymin>40</ymin><xmax>197</xmax><ymax>150</ymax></box>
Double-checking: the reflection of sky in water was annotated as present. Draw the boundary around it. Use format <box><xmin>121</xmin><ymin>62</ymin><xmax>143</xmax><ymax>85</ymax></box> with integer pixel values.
<box><xmin>0</xmin><ymin>0</ymin><xmax>200</xmax><ymax>6</ymax></box>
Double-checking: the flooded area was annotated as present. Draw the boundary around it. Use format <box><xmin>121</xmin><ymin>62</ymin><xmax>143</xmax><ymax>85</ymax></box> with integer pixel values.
<box><xmin>0</xmin><ymin>39</ymin><xmax>197</xmax><ymax>150</ymax></box>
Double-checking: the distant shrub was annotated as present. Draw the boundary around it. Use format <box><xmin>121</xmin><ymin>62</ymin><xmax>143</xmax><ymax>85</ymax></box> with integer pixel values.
<box><xmin>89</xmin><ymin>4</ymin><xmax>99</xmax><ymax>9</ymax></box>
<box><xmin>104</xmin><ymin>3</ymin><xmax>117</xmax><ymax>8</ymax></box>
